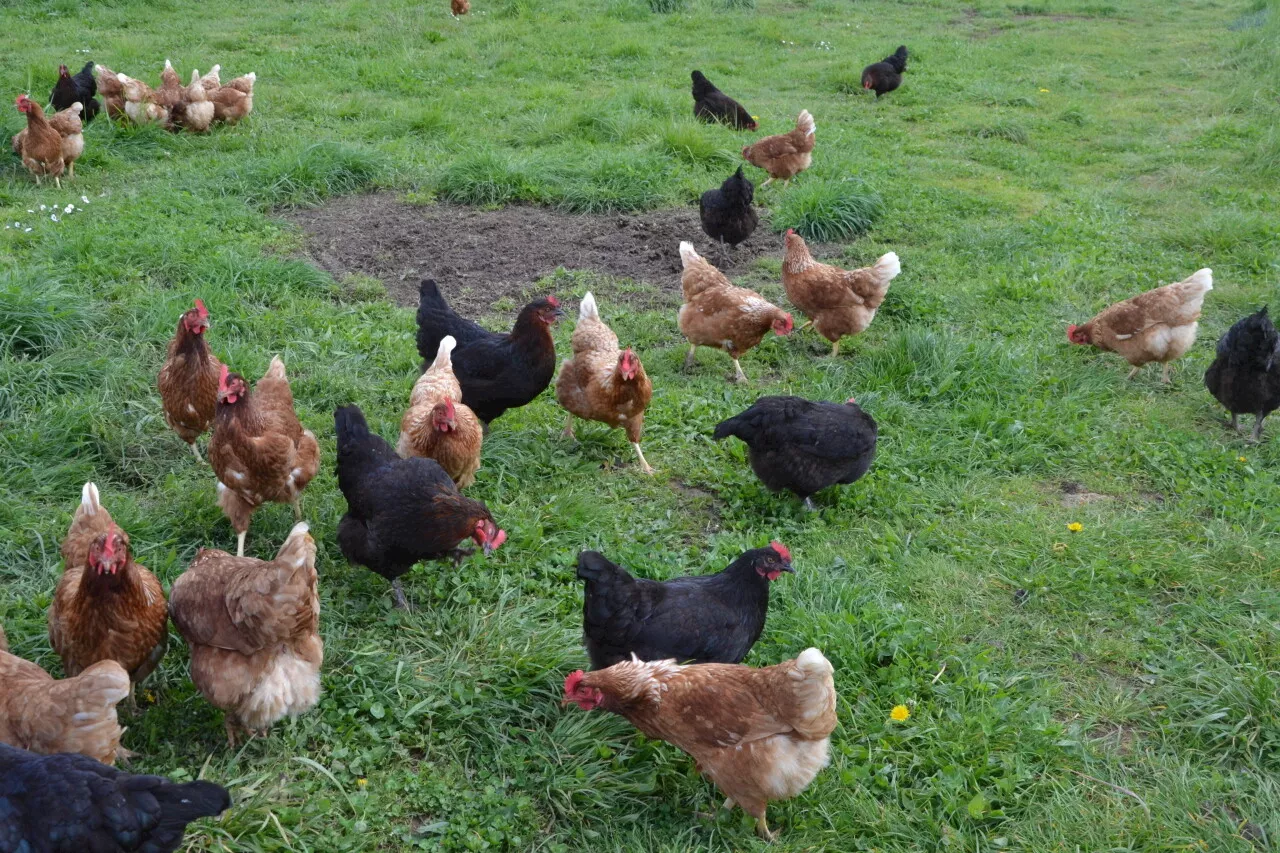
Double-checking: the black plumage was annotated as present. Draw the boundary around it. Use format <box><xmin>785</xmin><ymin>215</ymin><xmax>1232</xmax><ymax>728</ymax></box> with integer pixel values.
<box><xmin>1204</xmin><ymin>306</ymin><xmax>1280</xmax><ymax>441</ymax></box>
<box><xmin>691</xmin><ymin>71</ymin><xmax>757</xmax><ymax>131</ymax></box>
<box><xmin>699</xmin><ymin>166</ymin><xmax>759</xmax><ymax>250</ymax></box>
<box><xmin>713</xmin><ymin>395</ymin><xmax>878</xmax><ymax>510</ymax></box>
<box><xmin>414</xmin><ymin>279</ymin><xmax>563</xmax><ymax>424</ymax></box>
<box><xmin>861</xmin><ymin>45</ymin><xmax>909</xmax><ymax>97</ymax></box>
<box><xmin>577</xmin><ymin>545</ymin><xmax>793</xmax><ymax>670</ymax></box>
<box><xmin>50</xmin><ymin>62</ymin><xmax>100</xmax><ymax>123</ymax></box>
<box><xmin>0</xmin><ymin>742</ymin><xmax>229</xmax><ymax>853</ymax></box>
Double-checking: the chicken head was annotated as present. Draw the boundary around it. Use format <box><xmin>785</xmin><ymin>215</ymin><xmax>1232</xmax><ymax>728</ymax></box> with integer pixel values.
<box><xmin>473</xmin><ymin>519</ymin><xmax>506</xmax><ymax>556</ymax></box>
<box><xmin>431</xmin><ymin>398</ymin><xmax>457</xmax><ymax>433</ymax></box>
<box><xmin>217</xmin><ymin>364</ymin><xmax>247</xmax><ymax>404</ymax></box>
<box><xmin>87</xmin><ymin>528</ymin><xmax>129</xmax><ymax>576</ymax></box>
<box><xmin>755</xmin><ymin>541</ymin><xmax>795</xmax><ymax>581</ymax></box>
<box><xmin>618</xmin><ymin>348</ymin><xmax>640</xmax><ymax>381</ymax></box>
<box><xmin>183</xmin><ymin>298</ymin><xmax>211</xmax><ymax>335</ymax></box>
<box><xmin>562</xmin><ymin>670</ymin><xmax>604</xmax><ymax>710</ymax></box>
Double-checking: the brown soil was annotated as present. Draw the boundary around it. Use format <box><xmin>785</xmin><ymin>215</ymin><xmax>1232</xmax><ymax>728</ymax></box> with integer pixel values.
<box><xmin>285</xmin><ymin>194</ymin><xmax>776</xmax><ymax>315</ymax></box>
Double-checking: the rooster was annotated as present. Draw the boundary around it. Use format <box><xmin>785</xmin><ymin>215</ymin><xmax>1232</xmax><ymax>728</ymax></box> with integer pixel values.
<box><xmin>158</xmin><ymin>298</ymin><xmax>222</xmax><ymax>461</ymax></box>
<box><xmin>399</xmin><ymin>335</ymin><xmax>484</xmax><ymax>488</ymax></box>
<box><xmin>782</xmin><ymin>230</ymin><xmax>900</xmax><ymax>357</ymax></box>
<box><xmin>1068</xmin><ymin>268</ymin><xmax>1213</xmax><ymax>383</ymax></box>
<box><xmin>50</xmin><ymin>62</ymin><xmax>100</xmax><ymax>123</ymax></box>
<box><xmin>741</xmin><ymin>110</ymin><xmax>815</xmax><ymax>188</ymax></box>
<box><xmin>691</xmin><ymin>71</ymin><xmax>757</xmax><ymax>130</ymax></box>
<box><xmin>1204</xmin><ymin>307</ymin><xmax>1280</xmax><ymax>440</ymax></box>
<box><xmin>563</xmin><ymin>647</ymin><xmax>837</xmax><ymax>840</ymax></box>
<box><xmin>555</xmin><ymin>293</ymin><xmax>654</xmax><ymax>474</ymax></box>
<box><xmin>862</xmin><ymin>45</ymin><xmax>909</xmax><ymax>97</ymax></box>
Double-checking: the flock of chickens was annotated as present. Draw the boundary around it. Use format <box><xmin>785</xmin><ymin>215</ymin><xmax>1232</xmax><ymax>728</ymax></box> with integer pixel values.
<box><xmin>4</xmin><ymin>32</ymin><xmax>1280</xmax><ymax>853</ymax></box>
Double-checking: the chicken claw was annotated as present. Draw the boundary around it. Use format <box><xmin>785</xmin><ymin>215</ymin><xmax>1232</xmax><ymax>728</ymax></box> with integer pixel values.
<box><xmin>631</xmin><ymin>442</ymin><xmax>654</xmax><ymax>475</ymax></box>
<box><xmin>390</xmin><ymin>579</ymin><xmax>411</xmax><ymax>612</ymax></box>
<box><xmin>731</xmin><ymin>358</ymin><xmax>749</xmax><ymax>384</ymax></box>
<box><xmin>562</xmin><ymin>412</ymin><xmax>576</xmax><ymax>440</ymax></box>
<box><xmin>683</xmin><ymin>344</ymin><xmax>698</xmax><ymax>372</ymax></box>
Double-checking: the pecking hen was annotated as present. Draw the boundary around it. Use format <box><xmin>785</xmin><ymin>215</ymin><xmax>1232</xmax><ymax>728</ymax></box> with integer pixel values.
<box><xmin>691</xmin><ymin>70</ymin><xmax>757</xmax><ymax>130</ymax></box>
<box><xmin>1204</xmin><ymin>306</ymin><xmax>1280</xmax><ymax>440</ymax></box>
<box><xmin>862</xmin><ymin>45</ymin><xmax>909</xmax><ymax>97</ymax></box>
<box><xmin>741</xmin><ymin>110</ymin><xmax>815</xmax><ymax>188</ymax></box>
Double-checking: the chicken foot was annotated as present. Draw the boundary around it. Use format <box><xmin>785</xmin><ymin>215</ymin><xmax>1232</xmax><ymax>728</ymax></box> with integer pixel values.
<box><xmin>189</xmin><ymin>441</ymin><xmax>205</xmax><ymax>464</ymax></box>
<box><xmin>796</xmin><ymin>320</ymin><xmax>813</xmax><ymax>333</ymax></box>
<box><xmin>562</xmin><ymin>412</ymin><xmax>576</xmax><ymax>440</ymax></box>
<box><xmin>731</xmin><ymin>358</ymin><xmax>749</xmax><ymax>384</ymax></box>
<box><xmin>235</xmin><ymin>530</ymin><xmax>247</xmax><ymax>558</ymax></box>
<box><xmin>390</xmin><ymin>578</ymin><xmax>411</xmax><ymax>611</ymax></box>
<box><xmin>1160</xmin><ymin>363</ymin><xmax>1173</xmax><ymax>384</ymax></box>
<box><xmin>631</xmin><ymin>442</ymin><xmax>654</xmax><ymax>475</ymax></box>
<box><xmin>683</xmin><ymin>344</ymin><xmax>698</xmax><ymax>372</ymax></box>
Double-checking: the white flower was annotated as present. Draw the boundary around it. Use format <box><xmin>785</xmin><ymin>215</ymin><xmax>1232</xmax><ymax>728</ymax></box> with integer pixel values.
<box><xmin>64</xmin><ymin>204</ymin><xmax>74</xmax><ymax>214</ymax></box>
<box><xmin>81</xmin><ymin>195</ymin><xmax>90</xmax><ymax>204</ymax></box>
<box><xmin>27</xmin><ymin>209</ymin><xmax>33</xmax><ymax>213</ymax></box>
<box><xmin>23</xmin><ymin>227</ymin><xmax>32</xmax><ymax>232</ymax></box>
<box><xmin>51</xmin><ymin>214</ymin><xmax>59</xmax><ymax>222</ymax></box>
<box><xmin>39</xmin><ymin>205</ymin><xmax>47</xmax><ymax>211</ymax></box>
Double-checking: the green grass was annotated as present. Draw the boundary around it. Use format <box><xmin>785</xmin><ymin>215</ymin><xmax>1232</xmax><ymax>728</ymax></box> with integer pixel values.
<box><xmin>2</xmin><ymin>0</ymin><xmax>1280</xmax><ymax>850</ymax></box>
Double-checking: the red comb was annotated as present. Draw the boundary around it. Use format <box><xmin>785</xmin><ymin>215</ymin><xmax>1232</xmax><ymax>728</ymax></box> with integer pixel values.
<box><xmin>218</xmin><ymin>363</ymin><xmax>230</xmax><ymax>389</ymax></box>
<box><xmin>770</xmin><ymin>540</ymin><xmax>791</xmax><ymax>562</ymax></box>
<box><xmin>546</xmin><ymin>295</ymin><xmax>560</xmax><ymax>308</ymax></box>
<box><xmin>564</xmin><ymin>670</ymin><xmax>585</xmax><ymax>695</ymax></box>
<box><xmin>194</xmin><ymin>298</ymin><xmax>208</xmax><ymax>318</ymax></box>
<box><xmin>1066</xmin><ymin>324</ymin><xmax>1078</xmax><ymax>341</ymax></box>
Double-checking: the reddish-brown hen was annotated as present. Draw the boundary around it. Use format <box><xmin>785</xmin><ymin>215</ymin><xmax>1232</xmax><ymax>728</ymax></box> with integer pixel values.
<box><xmin>564</xmin><ymin>647</ymin><xmax>837</xmax><ymax>840</ymax></box>
<box><xmin>49</xmin><ymin>483</ymin><xmax>169</xmax><ymax>703</ymax></box>
<box><xmin>12</xmin><ymin>102</ymin><xmax>83</xmax><ymax>180</ymax></box>
<box><xmin>741</xmin><ymin>110</ymin><xmax>815</xmax><ymax>188</ymax></box>
<box><xmin>399</xmin><ymin>335</ymin><xmax>484</xmax><ymax>488</ymax></box>
<box><xmin>782</xmin><ymin>230</ymin><xmax>900</xmax><ymax>357</ymax></box>
<box><xmin>158</xmin><ymin>298</ymin><xmax>222</xmax><ymax>462</ymax></box>
<box><xmin>94</xmin><ymin>64</ymin><xmax>126</xmax><ymax>120</ymax></box>
<box><xmin>13</xmin><ymin>95</ymin><xmax>65</xmax><ymax>187</ymax></box>
<box><xmin>678</xmin><ymin>242</ymin><xmax>792</xmax><ymax>383</ymax></box>
<box><xmin>209</xmin><ymin>357</ymin><xmax>320</xmax><ymax>556</ymax></box>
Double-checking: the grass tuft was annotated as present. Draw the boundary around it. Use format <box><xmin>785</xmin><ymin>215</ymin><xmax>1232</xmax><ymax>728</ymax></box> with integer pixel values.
<box><xmin>0</xmin><ymin>269</ymin><xmax>92</xmax><ymax>359</ymax></box>
<box><xmin>771</xmin><ymin>179</ymin><xmax>885</xmax><ymax>241</ymax></box>
<box><xmin>222</xmin><ymin>141</ymin><xmax>386</xmax><ymax>209</ymax></box>
<box><xmin>647</xmin><ymin>0</ymin><xmax>686</xmax><ymax>11</ymax></box>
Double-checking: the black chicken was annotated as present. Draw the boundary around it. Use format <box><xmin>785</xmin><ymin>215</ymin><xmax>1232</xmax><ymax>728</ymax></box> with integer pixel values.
<box><xmin>691</xmin><ymin>71</ymin><xmax>757</xmax><ymax>131</ymax></box>
<box><xmin>335</xmin><ymin>405</ymin><xmax>505</xmax><ymax>610</ymax></box>
<box><xmin>415</xmin><ymin>279</ymin><xmax>563</xmax><ymax>424</ymax></box>
<box><xmin>713</xmin><ymin>395</ymin><xmax>878</xmax><ymax>510</ymax></box>
<box><xmin>1204</xmin><ymin>307</ymin><xmax>1280</xmax><ymax>441</ymax></box>
<box><xmin>0</xmin><ymin>742</ymin><xmax>229</xmax><ymax>853</ymax></box>
<box><xmin>700</xmin><ymin>166</ymin><xmax>759</xmax><ymax>254</ymax></box>
<box><xmin>577</xmin><ymin>544</ymin><xmax>793</xmax><ymax>670</ymax></box>
<box><xmin>861</xmin><ymin>45</ymin><xmax>909</xmax><ymax>97</ymax></box>
<box><xmin>50</xmin><ymin>62</ymin><xmax>100</xmax><ymax>123</ymax></box>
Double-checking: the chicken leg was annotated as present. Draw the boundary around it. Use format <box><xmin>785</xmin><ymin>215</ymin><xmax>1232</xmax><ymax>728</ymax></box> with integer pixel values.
<box><xmin>1252</xmin><ymin>415</ymin><xmax>1267</xmax><ymax>443</ymax></box>
<box><xmin>1160</xmin><ymin>363</ymin><xmax>1172</xmax><ymax>384</ymax></box>
<box><xmin>235</xmin><ymin>530</ymin><xmax>247</xmax><ymax>558</ymax></box>
<box><xmin>683</xmin><ymin>344</ymin><xmax>698</xmax><ymax>371</ymax></box>
<box><xmin>390</xmin><ymin>579</ymin><xmax>411</xmax><ymax>611</ymax></box>
<box><xmin>803</xmin><ymin>497</ymin><xmax>817</xmax><ymax>512</ymax></box>
<box><xmin>796</xmin><ymin>319</ymin><xmax>813</xmax><ymax>333</ymax></box>
<box><xmin>291</xmin><ymin>497</ymin><xmax>303</xmax><ymax>522</ymax></box>
<box><xmin>756</xmin><ymin>813</ymin><xmax>778</xmax><ymax>842</ymax></box>
<box><xmin>830</xmin><ymin>341</ymin><xmax>840</xmax><ymax>358</ymax></box>
<box><xmin>1229</xmin><ymin>413</ymin><xmax>1241</xmax><ymax>432</ymax></box>
<box><xmin>1126</xmin><ymin>365</ymin><xmax>1142</xmax><ymax>380</ymax></box>
<box><xmin>631</xmin><ymin>442</ymin><xmax>654</xmax><ymax>475</ymax></box>
<box><xmin>189</xmin><ymin>441</ymin><xmax>205</xmax><ymax>463</ymax></box>
<box><xmin>759</xmin><ymin>177</ymin><xmax>774</xmax><ymax>189</ymax></box>
<box><xmin>562</xmin><ymin>412</ymin><xmax>576</xmax><ymax>439</ymax></box>
<box><xmin>731</xmin><ymin>358</ymin><xmax>749</xmax><ymax>384</ymax></box>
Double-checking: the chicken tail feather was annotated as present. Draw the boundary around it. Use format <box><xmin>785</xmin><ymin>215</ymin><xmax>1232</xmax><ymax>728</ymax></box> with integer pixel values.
<box><xmin>873</xmin><ymin>251</ymin><xmax>902</xmax><ymax>284</ymax></box>
<box><xmin>431</xmin><ymin>335</ymin><xmax>457</xmax><ymax>370</ymax></box>
<box><xmin>679</xmin><ymin>241</ymin><xmax>702</xmax><ymax>269</ymax></box>
<box><xmin>578</xmin><ymin>292</ymin><xmax>599</xmax><ymax>322</ymax></box>
<box><xmin>80</xmin><ymin>481</ymin><xmax>101</xmax><ymax>515</ymax></box>
<box><xmin>796</xmin><ymin>109</ymin><xmax>815</xmax><ymax>137</ymax></box>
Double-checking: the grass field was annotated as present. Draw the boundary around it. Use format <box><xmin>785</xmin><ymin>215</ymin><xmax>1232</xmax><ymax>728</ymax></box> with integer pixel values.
<box><xmin>2</xmin><ymin>0</ymin><xmax>1279</xmax><ymax>849</ymax></box>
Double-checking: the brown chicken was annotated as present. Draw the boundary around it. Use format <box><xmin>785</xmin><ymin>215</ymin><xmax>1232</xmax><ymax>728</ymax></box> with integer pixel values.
<box><xmin>200</xmin><ymin>65</ymin><xmax>222</xmax><ymax>92</ymax></box>
<box><xmin>1068</xmin><ymin>268</ymin><xmax>1213</xmax><ymax>383</ymax></box>
<box><xmin>171</xmin><ymin>69</ymin><xmax>216</xmax><ymax>133</ymax></box>
<box><xmin>158</xmin><ymin>298</ymin><xmax>222</xmax><ymax>461</ymax></box>
<box><xmin>208</xmin><ymin>73</ymin><xmax>255</xmax><ymax>124</ymax></box>
<box><xmin>399</xmin><ymin>335</ymin><xmax>484</xmax><ymax>488</ymax></box>
<box><xmin>169</xmin><ymin>522</ymin><xmax>323</xmax><ymax>747</ymax></box>
<box><xmin>564</xmin><ymin>647</ymin><xmax>837</xmax><ymax>840</ymax></box>
<box><xmin>452</xmin><ymin>0</ymin><xmax>470</xmax><ymax>14</ymax></box>
<box><xmin>94</xmin><ymin>64</ymin><xmax>126</xmax><ymax>119</ymax></box>
<box><xmin>782</xmin><ymin>230</ymin><xmax>900</xmax><ymax>357</ymax></box>
<box><xmin>678</xmin><ymin>241</ymin><xmax>793</xmax><ymax>383</ymax></box>
<box><xmin>49</xmin><ymin>482</ymin><xmax>170</xmax><ymax>703</ymax></box>
<box><xmin>0</xmin><ymin>645</ymin><xmax>130</xmax><ymax>765</ymax></box>
<box><xmin>556</xmin><ymin>292</ymin><xmax>654</xmax><ymax>474</ymax></box>
<box><xmin>12</xmin><ymin>102</ymin><xmax>83</xmax><ymax>179</ymax></box>
<box><xmin>210</xmin><ymin>358</ymin><xmax>321</xmax><ymax>556</ymax></box>
<box><xmin>741</xmin><ymin>110</ymin><xmax>815</xmax><ymax>188</ymax></box>
<box><xmin>118</xmin><ymin>73</ymin><xmax>170</xmax><ymax>126</ymax></box>
<box><xmin>13</xmin><ymin>95</ymin><xmax>65</xmax><ymax>187</ymax></box>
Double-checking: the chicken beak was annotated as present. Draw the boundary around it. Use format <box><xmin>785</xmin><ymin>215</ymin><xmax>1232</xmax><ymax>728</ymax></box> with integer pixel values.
<box><xmin>781</xmin><ymin>563</ymin><xmax>796</xmax><ymax>573</ymax></box>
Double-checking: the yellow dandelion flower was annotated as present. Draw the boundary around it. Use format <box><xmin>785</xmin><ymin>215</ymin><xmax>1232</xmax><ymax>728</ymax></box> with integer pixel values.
<box><xmin>357</xmin><ymin>778</ymin><xmax>367</xmax><ymax>788</ymax></box>
<box><xmin>1039</xmin><ymin>88</ymin><xmax>1050</xmax><ymax>93</ymax></box>
<box><xmin>1237</xmin><ymin>456</ymin><xmax>1247</xmax><ymax>463</ymax></box>
<box><xmin>1067</xmin><ymin>522</ymin><xmax>1083</xmax><ymax>532</ymax></box>
<box><xmin>890</xmin><ymin>704</ymin><xmax>910</xmax><ymax>722</ymax></box>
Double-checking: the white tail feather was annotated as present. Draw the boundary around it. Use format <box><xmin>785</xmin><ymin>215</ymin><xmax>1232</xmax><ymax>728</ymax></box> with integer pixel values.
<box><xmin>432</xmin><ymin>335</ymin><xmax>457</xmax><ymax>369</ymax></box>
<box><xmin>164</xmin><ymin>59</ymin><xmax>173</xmax><ymax>70</ymax></box>
<box><xmin>81</xmin><ymin>482</ymin><xmax>100</xmax><ymax>514</ymax></box>
<box><xmin>1185</xmin><ymin>268</ymin><xmax>1213</xmax><ymax>292</ymax></box>
<box><xmin>286</xmin><ymin>521</ymin><xmax>310</xmax><ymax>539</ymax></box>
<box><xmin>678</xmin><ymin>241</ymin><xmax>701</xmax><ymax>268</ymax></box>
<box><xmin>875</xmin><ymin>251</ymin><xmax>902</xmax><ymax>282</ymax></box>
<box><xmin>797</xmin><ymin>109</ymin><xmax>815</xmax><ymax>136</ymax></box>
<box><xmin>795</xmin><ymin>647</ymin><xmax>833</xmax><ymax>678</ymax></box>
<box><xmin>246</xmin><ymin>72</ymin><xmax>257</xmax><ymax>82</ymax></box>
<box><xmin>579</xmin><ymin>292</ymin><xmax>599</xmax><ymax>321</ymax></box>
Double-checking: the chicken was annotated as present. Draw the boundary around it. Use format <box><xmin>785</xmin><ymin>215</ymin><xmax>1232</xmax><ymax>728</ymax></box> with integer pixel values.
<box><xmin>336</xmin><ymin>405</ymin><xmax>505</xmax><ymax>609</ymax></box>
<box><xmin>862</xmin><ymin>45</ymin><xmax>909</xmax><ymax>97</ymax></box>
<box><xmin>13</xmin><ymin>102</ymin><xmax>83</xmax><ymax>179</ymax></box>
<box><xmin>577</xmin><ymin>543</ymin><xmax>792</xmax><ymax>670</ymax></box>
<box><xmin>0</xmin><ymin>743</ymin><xmax>230</xmax><ymax>853</ymax></box>
<box><xmin>208</xmin><ymin>73</ymin><xmax>255</xmax><ymax>125</ymax></box>
<box><xmin>200</xmin><ymin>65</ymin><xmax>222</xmax><ymax>92</ymax></box>
<box><xmin>50</xmin><ymin>62</ymin><xmax>100</xmax><ymax>123</ymax></box>
<box><xmin>678</xmin><ymin>242</ymin><xmax>792</xmax><ymax>383</ymax></box>
<box><xmin>1067</xmin><ymin>268</ymin><xmax>1213</xmax><ymax>383</ymax></box>
<box><xmin>563</xmin><ymin>647</ymin><xmax>837</xmax><ymax>840</ymax></box>
<box><xmin>691</xmin><ymin>71</ymin><xmax>757</xmax><ymax>130</ymax></box>
<box><xmin>700</xmin><ymin>166</ymin><xmax>758</xmax><ymax>254</ymax></box>
<box><xmin>118</xmin><ymin>73</ymin><xmax>170</xmax><ymax>126</ymax></box>
<box><xmin>782</xmin><ymin>230</ymin><xmax>900</xmax><ymax>357</ymax></box>
<box><xmin>398</xmin><ymin>336</ymin><xmax>484</xmax><ymax>488</ymax></box>
<box><xmin>209</xmin><ymin>358</ymin><xmax>321</xmax><ymax>557</ymax></box>
<box><xmin>415</xmin><ymin>279</ymin><xmax>564</xmax><ymax>424</ymax></box>
<box><xmin>0</xmin><ymin>648</ymin><xmax>129</xmax><ymax>765</ymax></box>
<box><xmin>49</xmin><ymin>482</ymin><xmax>169</xmax><ymax>703</ymax></box>
<box><xmin>171</xmin><ymin>69</ymin><xmax>215</xmax><ymax>133</ymax></box>
<box><xmin>713</xmin><ymin>396</ymin><xmax>878</xmax><ymax>510</ymax></box>
<box><xmin>94</xmin><ymin>64</ymin><xmax>126</xmax><ymax>120</ymax></box>
<box><xmin>452</xmin><ymin>0</ymin><xmax>470</xmax><ymax>14</ymax></box>
<box><xmin>556</xmin><ymin>292</ymin><xmax>654</xmax><ymax>474</ymax></box>
<box><xmin>223</xmin><ymin>72</ymin><xmax>257</xmax><ymax>96</ymax></box>
<box><xmin>12</xmin><ymin>96</ymin><xmax>65</xmax><ymax>188</ymax></box>
<box><xmin>741</xmin><ymin>110</ymin><xmax>815</xmax><ymax>188</ymax></box>
<box><xmin>168</xmin><ymin>522</ymin><xmax>322</xmax><ymax>747</ymax></box>
<box><xmin>158</xmin><ymin>298</ymin><xmax>221</xmax><ymax>461</ymax></box>
<box><xmin>1204</xmin><ymin>307</ymin><xmax>1280</xmax><ymax>440</ymax></box>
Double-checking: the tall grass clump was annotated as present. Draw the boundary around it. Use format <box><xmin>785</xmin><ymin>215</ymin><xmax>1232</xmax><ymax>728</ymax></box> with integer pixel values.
<box><xmin>772</xmin><ymin>179</ymin><xmax>885</xmax><ymax>241</ymax></box>
<box><xmin>648</xmin><ymin>0</ymin><xmax>686</xmax><ymax>12</ymax></box>
<box><xmin>435</xmin><ymin>149</ymin><xmax>539</xmax><ymax>207</ymax></box>
<box><xmin>654</xmin><ymin>124</ymin><xmax>737</xmax><ymax>167</ymax></box>
<box><xmin>223</xmin><ymin>141</ymin><xmax>386</xmax><ymax>208</ymax></box>
<box><xmin>0</xmin><ymin>270</ymin><xmax>92</xmax><ymax>359</ymax></box>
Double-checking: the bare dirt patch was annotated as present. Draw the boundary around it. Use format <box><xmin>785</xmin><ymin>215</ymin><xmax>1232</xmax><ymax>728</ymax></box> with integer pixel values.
<box><xmin>286</xmin><ymin>194</ymin><xmax>776</xmax><ymax>315</ymax></box>
<box><xmin>1057</xmin><ymin>480</ymin><xmax>1113</xmax><ymax>508</ymax></box>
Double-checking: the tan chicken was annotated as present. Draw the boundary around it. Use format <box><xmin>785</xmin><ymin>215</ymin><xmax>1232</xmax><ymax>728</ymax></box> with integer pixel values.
<box><xmin>224</xmin><ymin>72</ymin><xmax>257</xmax><ymax>96</ymax></box>
<box><xmin>172</xmin><ymin>69</ymin><xmax>216</xmax><ymax>133</ymax></box>
<box><xmin>1067</xmin><ymin>268</ymin><xmax>1213</xmax><ymax>383</ymax></box>
<box><xmin>678</xmin><ymin>241</ymin><xmax>793</xmax><ymax>383</ymax></box>
<box><xmin>12</xmin><ymin>102</ymin><xmax>83</xmax><ymax>179</ymax></box>
<box><xmin>168</xmin><ymin>522</ymin><xmax>323</xmax><ymax>747</ymax></box>
<box><xmin>564</xmin><ymin>647</ymin><xmax>837</xmax><ymax>841</ymax></box>
<box><xmin>556</xmin><ymin>292</ymin><xmax>654</xmax><ymax>474</ymax></box>
<box><xmin>118</xmin><ymin>73</ymin><xmax>170</xmax><ymax>126</ymax></box>
<box><xmin>0</xmin><ymin>644</ymin><xmax>130</xmax><ymax>765</ymax></box>
<box><xmin>398</xmin><ymin>335</ymin><xmax>484</xmax><ymax>488</ymax></box>
<box><xmin>158</xmin><ymin>298</ymin><xmax>221</xmax><ymax>461</ymax></box>
<box><xmin>95</xmin><ymin>64</ymin><xmax>126</xmax><ymax>120</ymax></box>
<box><xmin>49</xmin><ymin>482</ymin><xmax>170</xmax><ymax>703</ymax></box>
<box><xmin>452</xmin><ymin>0</ymin><xmax>470</xmax><ymax>14</ymax></box>
<box><xmin>741</xmin><ymin>110</ymin><xmax>815</xmax><ymax>188</ymax></box>
<box><xmin>782</xmin><ymin>230</ymin><xmax>900</xmax><ymax>357</ymax></box>
<box><xmin>210</xmin><ymin>358</ymin><xmax>321</xmax><ymax>556</ymax></box>
<box><xmin>200</xmin><ymin>65</ymin><xmax>222</xmax><ymax>92</ymax></box>
<box><xmin>12</xmin><ymin>95</ymin><xmax>65</xmax><ymax>187</ymax></box>
<box><xmin>209</xmin><ymin>73</ymin><xmax>255</xmax><ymax>125</ymax></box>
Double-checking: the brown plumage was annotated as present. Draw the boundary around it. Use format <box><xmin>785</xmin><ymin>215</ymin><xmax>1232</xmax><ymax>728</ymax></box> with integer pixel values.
<box><xmin>158</xmin><ymin>299</ymin><xmax>221</xmax><ymax>461</ymax></box>
<box><xmin>556</xmin><ymin>292</ymin><xmax>654</xmax><ymax>473</ymax></box>
<box><xmin>399</xmin><ymin>335</ymin><xmax>484</xmax><ymax>488</ymax></box>
<box><xmin>171</xmin><ymin>69</ymin><xmax>216</xmax><ymax>133</ymax></box>
<box><xmin>13</xmin><ymin>102</ymin><xmax>83</xmax><ymax>179</ymax></box>
<box><xmin>677</xmin><ymin>242</ymin><xmax>793</xmax><ymax>383</ymax></box>
<box><xmin>200</xmin><ymin>65</ymin><xmax>222</xmax><ymax>92</ymax></box>
<box><xmin>207</xmin><ymin>73</ymin><xmax>255</xmax><ymax>124</ymax></box>
<box><xmin>564</xmin><ymin>648</ymin><xmax>837</xmax><ymax>841</ymax></box>
<box><xmin>0</xmin><ymin>648</ymin><xmax>130</xmax><ymax>765</ymax></box>
<box><xmin>741</xmin><ymin>110</ymin><xmax>815</xmax><ymax>188</ymax></box>
<box><xmin>169</xmin><ymin>523</ymin><xmax>322</xmax><ymax>747</ymax></box>
<box><xmin>49</xmin><ymin>482</ymin><xmax>169</xmax><ymax>698</ymax></box>
<box><xmin>782</xmin><ymin>230</ymin><xmax>900</xmax><ymax>357</ymax></box>
<box><xmin>1068</xmin><ymin>268</ymin><xmax>1213</xmax><ymax>383</ymax></box>
<box><xmin>94</xmin><ymin>64</ymin><xmax>126</xmax><ymax>120</ymax></box>
<box><xmin>452</xmin><ymin>0</ymin><xmax>470</xmax><ymax>14</ymax></box>
<box><xmin>13</xmin><ymin>95</ymin><xmax>65</xmax><ymax>187</ymax></box>
<box><xmin>118</xmin><ymin>73</ymin><xmax>170</xmax><ymax>126</ymax></box>
<box><xmin>209</xmin><ymin>357</ymin><xmax>321</xmax><ymax>557</ymax></box>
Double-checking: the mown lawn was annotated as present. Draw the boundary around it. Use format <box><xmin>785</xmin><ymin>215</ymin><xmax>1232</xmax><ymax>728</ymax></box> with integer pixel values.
<box><xmin>2</xmin><ymin>0</ymin><xmax>1278</xmax><ymax>849</ymax></box>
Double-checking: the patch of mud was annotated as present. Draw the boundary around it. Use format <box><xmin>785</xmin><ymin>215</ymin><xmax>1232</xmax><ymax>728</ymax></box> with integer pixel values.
<box><xmin>1058</xmin><ymin>480</ymin><xmax>1113</xmax><ymax>508</ymax></box>
<box><xmin>286</xmin><ymin>194</ymin><xmax>777</xmax><ymax>315</ymax></box>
